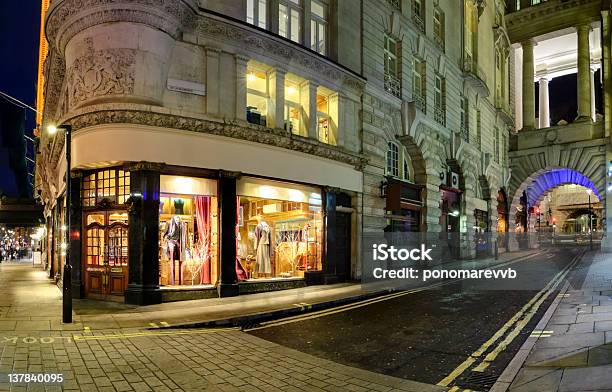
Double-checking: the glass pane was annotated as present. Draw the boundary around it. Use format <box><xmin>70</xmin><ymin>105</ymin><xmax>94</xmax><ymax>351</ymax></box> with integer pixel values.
<box><xmin>318</xmin><ymin>23</ymin><xmax>325</xmax><ymax>54</ymax></box>
<box><xmin>247</xmin><ymin>0</ymin><xmax>255</xmax><ymax>24</ymax></box>
<box><xmin>279</xmin><ymin>5</ymin><xmax>288</xmax><ymax>37</ymax></box>
<box><xmin>258</xmin><ymin>0</ymin><xmax>267</xmax><ymax>28</ymax></box>
<box><xmin>311</xmin><ymin>20</ymin><xmax>317</xmax><ymax>50</ymax></box>
<box><xmin>311</xmin><ymin>0</ymin><xmax>324</xmax><ymax>18</ymax></box>
<box><xmin>290</xmin><ymin>9</ymin><xmax>300</xmax><ymax>42</ymax></box>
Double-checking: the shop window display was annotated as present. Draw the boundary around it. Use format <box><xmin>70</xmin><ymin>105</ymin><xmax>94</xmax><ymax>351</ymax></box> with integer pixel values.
<box><xmin>158</xmin><ymin>176</ymin><xmax>219</xmax><ymax>287</ymax></box>
<box><xmin>237</xmin><ymin>177</ymin><xmax>323</xmax><ymax>279</ymax></box>
<box><xmin>247</xmin><ymin>68</ymin><xmax>269</xmax><ymax>126</ymax></box>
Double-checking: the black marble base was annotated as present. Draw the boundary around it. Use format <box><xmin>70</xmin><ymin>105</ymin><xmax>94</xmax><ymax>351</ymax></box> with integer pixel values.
<box><xmin>124</xmin><ymin>285</ymin><xmax>162</xmax><ymax>305</ymax></box>
<box><xmin>217</xmin><ymin>283</ymin><xmax>240</xmax><ymax>298</ymax></box>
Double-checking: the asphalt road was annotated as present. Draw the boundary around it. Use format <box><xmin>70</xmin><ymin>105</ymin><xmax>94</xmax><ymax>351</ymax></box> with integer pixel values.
<box><xmin>248</xmin><ymin>247</ymin><xmax>592</xmax><ymax>390</ymax></box>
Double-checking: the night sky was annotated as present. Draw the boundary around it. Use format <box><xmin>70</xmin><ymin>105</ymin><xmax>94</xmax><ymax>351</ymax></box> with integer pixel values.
<box><xmin>0</xmin><ymin>1</ymin><xmax>40</xmax><ymax>198</ymax></box>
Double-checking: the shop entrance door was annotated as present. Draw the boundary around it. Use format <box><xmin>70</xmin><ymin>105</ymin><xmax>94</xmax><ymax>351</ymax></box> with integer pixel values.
<box><xmin>84</xmin><ymin>211</ymin><xmax>129</xmax><ymax>300</ymax></box>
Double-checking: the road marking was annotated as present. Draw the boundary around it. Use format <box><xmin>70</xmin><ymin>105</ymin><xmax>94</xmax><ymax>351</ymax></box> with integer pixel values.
<box><xmin>83</xmin><ymin>326</ymin><xmax>91</xmax><ymax>333</ymax></box>
<box><xmin>246</xmin><ymin>252</ymin><xmax>545</xmax><ymax>332</ymax></box>
<box><xmin>72</xmin><ymin>327</ymin><xmax>240</xmax><ymax>341</ymax></box>
<box><xmin>439</xmin><ymin>251</ymin><xmax>582</xmax><ymax>383</ymax></box>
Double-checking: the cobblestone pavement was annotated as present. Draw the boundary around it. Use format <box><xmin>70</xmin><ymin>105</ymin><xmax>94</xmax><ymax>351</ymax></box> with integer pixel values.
<box><xmin>0</xmin><ymin>263</ymin><xmax>446</xmax><ymax>392</ymax></box>
<box><xmin>0</xmin><ymin>327</ymin><xmax>446</xmax><ymax>392</ymax></box>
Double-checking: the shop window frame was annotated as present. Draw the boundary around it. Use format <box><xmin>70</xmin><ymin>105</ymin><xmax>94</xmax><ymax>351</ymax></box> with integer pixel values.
<box><xmin>81</xmin><ymin>168</ymin><xmax>130</xmax><ymax>208</ymax></box>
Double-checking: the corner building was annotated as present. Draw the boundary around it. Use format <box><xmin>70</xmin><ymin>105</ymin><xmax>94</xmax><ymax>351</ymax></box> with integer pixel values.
<box><xmin>37</xmin><ymin>0</ymin><xmax>365</xmax><ymax>304</ymax></box>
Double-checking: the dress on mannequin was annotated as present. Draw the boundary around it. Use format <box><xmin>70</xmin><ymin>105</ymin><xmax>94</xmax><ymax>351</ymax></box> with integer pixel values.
<box><xmin>255</xmin><ymin>221</ymin><xmax>272</xmax><ymax>274</ymax></box>
<box><xmin>164</xmin><ymin>216</ymin><xmax>183</xmax><ymax>284</ymax></box>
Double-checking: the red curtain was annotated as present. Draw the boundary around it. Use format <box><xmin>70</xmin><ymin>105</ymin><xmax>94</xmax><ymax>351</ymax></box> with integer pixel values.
<box><xmin>236</xmin><ymin>196</ymin><xmax>248</xmax><ymax>281</ymax></box>
<box><xmin>195</xmin><ymin>196</ymin><xmax>211</xmax><ymax>284</ymax></box>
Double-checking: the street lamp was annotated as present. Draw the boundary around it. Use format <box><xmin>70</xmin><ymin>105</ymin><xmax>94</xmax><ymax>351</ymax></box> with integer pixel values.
<box><xmin>586</xmin><ymin>188</ymin><xmax>593</xmax><ymax>250</ymax></box>
<box><xmin>47</xmin><ymin>123</ymin><xmax>73</xmax><ymax>323</ymax></box>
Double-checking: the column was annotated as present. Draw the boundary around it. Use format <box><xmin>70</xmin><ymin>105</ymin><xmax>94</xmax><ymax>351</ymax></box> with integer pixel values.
<box><xmin>538</xmin><ymin>77</ymin><xmax>550</xmax><ymax>128</ymax></box>
<box><xmin>299</xmin><ymin>81</ymin><xmax>318</xmax><ymax>138</ymax></box>
<box><xmin>323</xmin><ymin>189</ymin><xmax>337</xmax><ymax>280</ymax></box>
<box><xmin>125</xmin><ymin>165</ymin><xmax>162</xmax><ymax>305</ymax></box>
<box><xmin>576</xmin><ymin>24</ymin><xmax>591</xmax><ymax>120</ymax></box>
<box><xmin>68</xmin><ymin>173</ymin><xmax>83</xmax><ymax>298</ymax></box>
<box><xmin>521</xmin><ymin>40</ymin><xmax>536</xmax><ymax>130</ymax></box>
<box><xmin>206</xmin><ymin>48</ymin><xmax>221</xmax><ymax>116</ymax></box>
<box><xmin>235</xmin><ymin>55</ymin><xmax>249</xmax><ymax>121</ymax></box>
<box><xmin>590</xmin><ymin>67</ymin><xmax>597</xmax><ymax>121</ymax></box>
<box><xmin>218</xmin><ymin>171</ymin><xmax>240</xmax><ymax>297</ymax></box>
<box><xmin>268</xmin><ymin>68</ymin><xmax>286</xmax><ymax>129</ymax></box>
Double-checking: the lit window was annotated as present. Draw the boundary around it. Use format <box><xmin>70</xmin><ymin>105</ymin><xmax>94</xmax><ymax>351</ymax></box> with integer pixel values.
<box><xmin>247</xmin><ymin>0</ymin><xmax>267</xmax><ymax>28</ymax></box>
<box><xmin>310</xmin><ymin>0</ymin><xmax>327</xmax><ymax>55</ymax></box>
<box><xmin>279</xmin><ymin>0</ymin><xmax>302</xmax><ymax>43</ymax></box>
<box><xmin>246</xmin><ymin>66</ymin><xmax>269</xmax><ymax>126</ymax></box>
<box><xmin>82</xmin><ymin>169</ymin><xmax>130</xmax><ymax>207</ymax></box>
<box><xmin>285</xmin><ymin>80</ymin><xmax>300</xmax><ymax>134</ymax></box>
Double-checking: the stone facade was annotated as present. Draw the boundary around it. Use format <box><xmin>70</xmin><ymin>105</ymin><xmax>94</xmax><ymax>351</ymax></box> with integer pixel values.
<box><xmin>360</xmin><ymin>0</ymin><xmax>513</xmax><ymax>257</ymax></box>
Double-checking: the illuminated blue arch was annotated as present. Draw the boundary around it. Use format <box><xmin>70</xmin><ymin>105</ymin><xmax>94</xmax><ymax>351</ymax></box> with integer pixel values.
<box><xmin>528</xmin><ymin>169</ymin><xmax>600</xmax><ymax>206</ymax></box>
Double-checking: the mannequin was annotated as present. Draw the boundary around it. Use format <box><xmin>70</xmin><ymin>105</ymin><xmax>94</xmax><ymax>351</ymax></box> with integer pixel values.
<box><xmin>254</xmin><ymin>215</ymin><xmax>273</xmax><ymax>276</ymax></box>
<box><xmin>164</xmin><ymin>215</ymin><xmax>183</xmax><ymax>284</ymax></box>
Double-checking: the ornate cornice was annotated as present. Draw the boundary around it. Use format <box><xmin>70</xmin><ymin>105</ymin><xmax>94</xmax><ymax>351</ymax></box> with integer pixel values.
<box><xmin>63</xmin><ymin>109</ymin><xmax>367</xmax><ymax>170</ymax></box>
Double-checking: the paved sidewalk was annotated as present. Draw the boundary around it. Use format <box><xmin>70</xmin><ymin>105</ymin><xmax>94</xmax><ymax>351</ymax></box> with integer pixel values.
<box><xmin>0</xmin><ymin>249</ymin><xmax>539</xmax><ymax>332</ymax></box>
<box><xmin>497</xmin><ymin>250</ymin><xmax>612</xmax><ymax>392</ymax></box>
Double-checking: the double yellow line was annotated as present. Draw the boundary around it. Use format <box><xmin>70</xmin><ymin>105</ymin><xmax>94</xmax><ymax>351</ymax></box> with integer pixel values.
<box><xmin>437</xmin><ymin>250</ymin><xmax>583</xmax><ymax>387</ymax></box>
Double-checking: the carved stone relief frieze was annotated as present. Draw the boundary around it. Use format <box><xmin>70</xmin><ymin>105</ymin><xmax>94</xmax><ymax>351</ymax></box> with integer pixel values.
<box><xmin>67</xmin><ymin>38</ymin><xmax>136</xmax><ymax>109</ymax></box>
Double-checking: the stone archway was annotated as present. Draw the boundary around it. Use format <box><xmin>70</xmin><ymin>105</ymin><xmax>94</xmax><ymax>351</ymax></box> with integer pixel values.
<box><xmin>509</xmin><ymin>167</ymin><xmax>602</xmax><ymax>232</ymax></box>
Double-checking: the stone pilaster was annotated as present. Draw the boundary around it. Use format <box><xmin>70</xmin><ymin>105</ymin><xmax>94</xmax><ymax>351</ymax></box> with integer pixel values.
<box><xmin>235</xmin><ymin>55</ymin><xmax>249</xmax><ymax>121</ymax></box>
<box><xmin>268</xmin><ymin>68</ymin><xmax>286</xmax><ymax>129</ymax></box>
<box><xmin>206</xmin><ymin>48</ymin><xmax>221</xmax><ymax>116</ymax></box>
<box><xmin>300</xmin><ymin>81</ymin><xmax>319</xmax><ymax>139</ymax></box>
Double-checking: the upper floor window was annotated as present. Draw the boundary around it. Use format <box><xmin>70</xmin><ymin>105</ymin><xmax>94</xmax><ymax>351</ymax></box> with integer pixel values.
<box><xmin>412</xmin><ymin>0</ymin><xmax>425</xmax><ymax>33</ymax></box>
<box><xmin>82</xmin><ymin>169</ymin><xmax>130</xmax><ymax>207</ymax></box>
<box><xmin>433</xmin><ymin>8</ymin><xmax>445</xmax><ymax>50</ymax></box>
<box><xmin>247</xmin><ymin>0</ymin><xmax>267</xmax><ymax>29</ymax></box>
<box><xmin>247</xmin><ymin>65</ymin><xmax>269</xmax><ymax>126</ymax></box>
<box><xmin>280</xmin><ymin>0</ymin><xmax>302</xmax><ymax>43</ymax></box>
<box><xmin>310</xmin><ymin>0</ymin><xmax>327</xmax><ymax>55</ymax></box>
<box><xmin>434</xmin><ymin>75</ymin><xmax>446</xmax><ymax>126</ymax></box>
<box><xmin>384</xmin><ymin>34</ymin><xmax>401</xmax><ymax>98</ymax></box>
<box><xmin>412</xmin><ymin>58</ymin><xmax>426</xmax><ymax>113</ymax></box>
